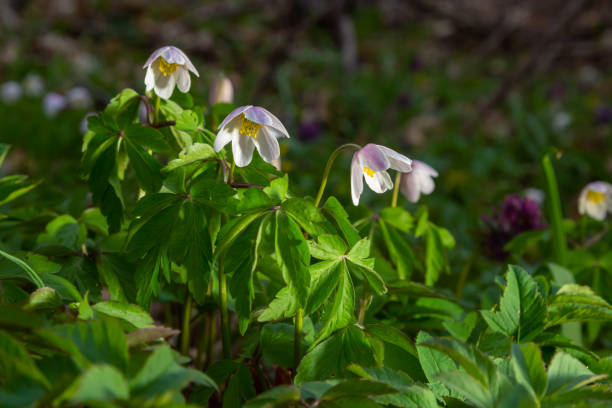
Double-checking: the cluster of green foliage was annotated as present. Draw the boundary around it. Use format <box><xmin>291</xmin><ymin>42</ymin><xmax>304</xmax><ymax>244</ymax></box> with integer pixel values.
<box><xmin>1</xmin><ymin>81</ymin><xmax>611</xmax><ymax>407</ymax></box>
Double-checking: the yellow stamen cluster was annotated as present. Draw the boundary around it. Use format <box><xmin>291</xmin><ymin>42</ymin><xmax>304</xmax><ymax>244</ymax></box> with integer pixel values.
<box><xmin>158</xmin><ymin>57</ymin><xmax>179</xmax><ymax>77</ymax></box>
<box><xmin>239</xmin><ymin>115</ymin><xmax>261</xmax><ymax>139</ymax></box>
<box><xmin>363</xmin><ymin>166</ymin><xmax>376</xmax><ymax>177</ymax></box>
<box><xmin>587</xmin><ymin>189</ymin><xmax>606</xmax><ymax>203</ymax></box>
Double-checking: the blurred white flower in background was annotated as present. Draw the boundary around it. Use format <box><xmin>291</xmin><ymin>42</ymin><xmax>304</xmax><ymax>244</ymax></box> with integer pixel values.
<box><xmin>523</xmin><ymin>188</ymin><xmax>545</xmax><ymax>205</ymax></box>
<box><xmin>400</xmin><ymin>160</ymin><xmax>438</xmax><ymax>203</ymax></box>
<box><xmin>23</xmin><ymin>73</ymin><xmax>44</xmax><ymax>97</ymax></box>
<box><xmin>144</xmin><ymin>46</ymin><xmax>199</xmax><ymax>99</ymax></box>
<box><xmin>350</xmin><ymin>144</ymin><xmax>412</xmax><ymax>205</ymax></box>
<box><xmin>66</xmin><ymin>87</ymin><xmax>93</xmax><ymax>109</ymax></box>
<box><xmin>578</xmin><ymin>181</ymin><xmax>612</xmax><ymax>221</ymax></box>
<box><xmin>552</xmin><ymin>111</ymin><xmax>572</xmax><ymax>131</ymax></box>
<box><xmin>209</xmin><ymin>74</ymin><xmax>234</xmax><ymax>106</ymax></box>
<box><xmin>1</xmin><ymin>81</ymin><xmax>23</xmax><ymax>103</ymax></box>
<box><xmin>214</xmin><ymin>105</ymin><xmax>290</xmax><ymax>167</ymax></box>
<box><xmin>43</xmin><ymin>92</ymin><xmax>67</xmax><ymax>117</ymax></box>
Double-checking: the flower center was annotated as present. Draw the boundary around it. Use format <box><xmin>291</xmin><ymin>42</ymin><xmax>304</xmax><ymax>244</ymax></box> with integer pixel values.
<box><xmin>239</xmin><ymin>115</ymin><xmax>261</xmax><ymax>139</ymax></box>
<box><xmin>363</xmin><ymin>166</ymin><xmax>376</xmax><ymax>177</ymax></box>
<box><xmin>587</xmin><ymin>189</ymin><xmax>606</xmax><ymax>203</ymax></box>
<box><xmin>158</xmin><ymin>57</ymin><xmax>178</xmax><ymax>77</ymax></box>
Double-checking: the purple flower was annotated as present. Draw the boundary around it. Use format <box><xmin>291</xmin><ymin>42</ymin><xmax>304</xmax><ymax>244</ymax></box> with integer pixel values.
<box><xmin>482</xmin><ymin>194</ymin><xmax>546</xmax><ymax>260</ymax></box>
<box><xmin>298</xmin><ymin>120</ymin><xmax>322</xmax><ymax>142</ymax></box>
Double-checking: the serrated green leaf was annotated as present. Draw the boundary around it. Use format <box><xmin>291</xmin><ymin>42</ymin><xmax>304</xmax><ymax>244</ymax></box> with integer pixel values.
<box><xmin>306</xmin><ymin>260</ymin><xmax>342</xmax><ymax>315</ymax></box>
<box><xmin>164</xmin><ymin>143</ymin><xmax>217</xmax><ymax>172</ymax></box>
<box><xmin>92</xmin><ymin>301</ymin><xmax>153</xmax><ymax>329</ymax></box>
<box><xmin>378</xmin><ymin>219</ymin><xmax>414</xmax><ymax>280</ymax></box>
<box><xmin>67</xmin><ymin>364</ymin><xmax>129</xmax><ymax>404</ymax></box>
<box><xmin>282</xmin><ymin>197</ymin><xmax>335</xmax><ymax>236</ymax></box>
<box><xmin>323</xmin><ymin>196</ymin><xmax>360</xmax><ymax>246</ymax></box>
<box><xmin>511</xmin><ymin>343</ymin><xmax>547</xmax><ymax>401</ymax></box>
<box><xmin>481</xmin><ymin>265</ymin><xmax>546</xmax><ymax>342</ymax></box>
<box><xmin>546</xmin><ymin>284</ymin><xmax>612</xmax><ymax>327</ymax></box>
<box><xmin>315</xmin><ymin>261</ymin><xmax>354</xmax><ymax>344</ymax></box>
<box><xmin>124</xmin><ymin>138</ymin><xmax>163</xmax><ymax>193</ymax></box>
<box><xmin>416</xmin><ymin>332</ymin><xmax>461</xmax><ymax>399</ymax></box>
<box><xmin>258</xmin><ymin>287</ymin><xmax>299</xmax><ymax>322</ymax></box>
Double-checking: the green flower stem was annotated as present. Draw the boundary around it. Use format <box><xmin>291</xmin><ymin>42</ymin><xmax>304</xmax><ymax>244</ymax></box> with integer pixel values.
<box><xmin>154</xmin><ymin>95</ymin><xmax>160</xmax><ymax>124</ymax></box>
<box><xmin>180</xmin><ymin>291</ymin><xmax>193</xmax><ymax>356</ymax></box>
<box><xmin>228</xmin><ymin>161</ymin><xmax>236</xmax><ymax>183</ymax></box>
<box><xmin>219</xmin><ymin>259</ymin><xmax>231</xmax><ymax>359</ymax></box>
<box><xmin>314</xmin><ymin>143</ymin><xmax>361</xmax><ymax>207</ymax></box>
<box><xmin>358</xmin><ymin>291</ymin><xmax>371</xmax><ymax>325</ymax></box>
<box><xmin>391</xmin><ymin>172</ymin><xmax>401</xmax><ymax>208</ymax></box>
<box><xmin>541</xmin><ymin>152</ymin><xmax>567</xmax><ymax>266</ymax></box>
<box><xmin>294</xmin><ymin>308</ymin><xmax>303</xmax><ymax>369</ymax></box>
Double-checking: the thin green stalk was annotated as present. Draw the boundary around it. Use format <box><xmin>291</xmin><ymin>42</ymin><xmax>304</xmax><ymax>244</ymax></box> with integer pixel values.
<box><xmin>294</xmin><ymin>308</ymin><xmax>303</xmax><ymax>368</ymax></box>
<box><xmin>154</xmin><ymin>95</ymin><xmax>160</xmax><ymax>124</ymax></box>
<box><xmin>180</xmin><ymin>291</ymin><xmax>193</xmax><ymax>356</ymax></box>
<box><xmin>358</xmin><ymin>292</ymin><xmax>371</xmax><ymax>325</ymax></box>
<box><xmin>541</xmin><ymin>152</ymin><xmax>567</xmax><ymax>266</ymax></box>
<box><xmin>219</xmin><ymin>259</ymin><xmax>231</xmax><ymax>359</ymax></box>
<box><xmin>314</xmin><ymin>143</ymin><xmax>361</xmax><ymax>207</ymax></box>
<box><xmin>228</xmin><ymin>161</ymin><xmax>236</xmax><ymax>183</ymax></box>
<box><xmin>391</xmin><ymin>172</ymin><xmax>401</xmax><ymax>207</ymax></box>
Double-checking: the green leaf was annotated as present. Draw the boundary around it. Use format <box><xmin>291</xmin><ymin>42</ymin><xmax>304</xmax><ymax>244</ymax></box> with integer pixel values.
<box><xmin>435</xmin><ymin>370</ymin><xmax>494</xmax><ymax>408</ymax></box>
<box><xmin>315</xmin><ymin>261</ymin><xmax>355</xmax><ymax>344</ymax></box>
<box><xmin>546</xmin><ymin>351</ymin><xmax>602</xmax><ymax>395</ymax></box>
<box><xmin>282</xmin><ymin>197</ymin><xmax>335</xmax><ymax>236</ymax></box>
<box><xmin>308</xmin><ymin>234</ymin><xmax>348</xmax><ymax>260</ymax></box>
<box><xmin>67</xmin><ymin>364</ymin><xmax>129</xmax><ymax>404</ymax></box>
<box><xmin>190</xmin><ymin>176</ymin><xmax>238</xmax><ymax>214</ymax></box>
<box><xmin>126</xmin><ymin>326</ymin><xmax>180</xmax><ymax>347</ymax></box>
<box><xmin>306</xmin><ymin>260</ymin><xmax>342</xmax><ymax>315</ymax></box>
<box><xmin>0</xmin><ymin>175</ymin><xmax>40</xmax><ymax>206</ymax></box>
<box><xmin>416</xmin><ymin>332</ymin><xmax>461</xmax><ymax>399</ymax></box>
<box><xmin>503</xmin><ymin>229</ymin><xmax>546</xmax><ymax>256</ymax></box>
<box><xmin>223</xmin><ymin>363</ymin><xmax>256</xmax><ymax>408</ymax></box>
<box><xmin>124</xmin><ymin>123</ymin><xmax>170</xmax><ymax>152</ymax></box>
<box><xmin>275</xmin><ymin>211</ymin><xmax>311</xmax><ymax>307</ymax></box>
<box><xmin>546</xmin><ymin>284</ymin><xmax>612</xmax><ymax>327</ymax></box>
<box><xmin>258</xmin><ymin>287</ymin><xmax>299</xmax><ymax>322</ymax></box>
<box><xmin>175</xmin><ymin>109</ymin><xmax>200</xmax><ymax>131</ymax></box>
<box><xmin>380</xmin><ymin>207</ymin><xmax>413</xmax><ymax>233</ymax></box>
<box><xmin>23</xmin><ymin>286</ymin><xmax>63</xmax><ymax>310</ymax></box>
<box><xmin>378</xmin><ymin>219</ymin><xmax>414</xmax><ymax>280</ymax></box>
<box><xmin>323</xmin><ymin>196</ymin><xmax>360</xmax><ymax>246</ymax></box>
<box><xmin>124</xmin><ymin>138</ymin><xmax>163</xmax><ymax>193</ymax></box>
<box><xmin>263</xmin><ymin>173</ymin><xmax>288</xmax><ymax>202</ymax></box>
<box><xmin>367</xmin><ymin>325</ymin><xmax>416</xmax><ymax>357</ymax></box>
<box><xmin>0</xmin><ymin>330</ymin><xmax>49</xmax><ymax>387</ymax></box>
<box><xmin>297</xmin><ymin>326</ymin><xmax>376</xmax><ymax>384</ymax></box>
<box><xmin>92</xmin><ymin>301</ymin><xmax>154</xmax><ymax>329</ymax></box>
<box><xmin>480</xmin><ymin>265</ymin><xmax>546</xmax><ymax>342</ymax></box>
<box><xmin>164</xmin><ymin>143</ymin><xmax>217</xmax><ymax>172</ymax></box>
<box><xmin>104</xmin><ymin>88</ymin><xmax>139</xmax><ymax>119</ymax></box>
<box><xmin>348</xmin><ymin>237</ymin><xmax>371</xmax><ymax>259</ymax></box>
<box><xmin>0</xmin><ymin>248</ymin><xmax>44</xmax><ymax>288</ymax></box>
<box><xmin>424</xmin><ymin>224</ymin><xmax>452</xmax><ymax>285</ymax></box>
<box><xmin>243</xmin><ymin>385</ymin><xmax>301</xmax><ymax>408</ymax></box>
<box><xmin>89</xmin><ymin>141</ymin><xmax>123</xmax><ymax>233</ymax></box>
<box><xmin>511</xmin><ymin>343</ymin><xmax>547</xmax><ymax>401</ymax></box>
<box><xmin>237</xmin><ymin>187</ymin><xmax>275</xmax><ymax>213</ymax></box>
<box><xmin>0</xmin><ymin>143</ymin><xmax>10</xmax><ymax>166</ymax></box>
<box><xmin>386</xmin><ymin>281</ymin><xmax>445</xmax><ymax>298</ymax></box>
<box><xmin>322</xmin><ymin>379</ymin><xmax>395</xmax><ymax>399</ymax></box>
<box><xmin>215</xmin><ymin>211</ymin><xmax>266</xmax><ymax>258</ymax></box>
<box><xmin>346</xmin><ymin>258</ymin><xmax>386</xmax><ymax>295</ymax></box>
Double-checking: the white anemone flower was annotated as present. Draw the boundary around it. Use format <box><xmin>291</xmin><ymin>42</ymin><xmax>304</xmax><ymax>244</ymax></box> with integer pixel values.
<box><xmin>399</xmin><ymin>160</ymin><xmax>438</xmax><ymax>203</ymax></box>
<box><xmin>1</xmin><ymin>81</ymin><xmax>22</xmax><ymax>103</ymax></box>
<box><xmin>578</xmin><ymin>181</ymin><xmax>612</xmax><ymax>221</ymax></box>
<box><xmin>143</xmin><ymin>46</ymin><xmax>199</xmax><ymax>100</ymax></box>
<box><xmin>42</xmin><ymin>92</ymin><xmax>67</xmax><ymax>117</ymax></box>
<box><xmin>350</xmin><ymin>144</ymin><xmax>412</xmax><ymax>205</ymax></box>
<box><xmin>214</xmin><ymin>106</ymin><xmax>290</xmax><ymax>167</ymax></box>
<box><xmin>209</xmin><ymin>74</ymin><xmax>234</xmax><ymax>106</ymax></box>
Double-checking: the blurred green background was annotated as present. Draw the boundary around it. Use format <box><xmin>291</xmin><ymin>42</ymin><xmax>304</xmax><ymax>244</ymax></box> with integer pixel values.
<box><xmin>1</xmin><ymin>0</ymin><xmax>611</xmax><ymax>300</ymax></box>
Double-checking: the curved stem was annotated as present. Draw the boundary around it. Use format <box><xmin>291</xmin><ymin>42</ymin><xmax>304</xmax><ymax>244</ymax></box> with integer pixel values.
<box><xmin>294</xmin><ymin>308</ymin><xmax>303</xmax><ymax>368</ymax></box>
<box><xmin>180</xmin><ymin>291</ymin><xmax>193</xmax><ymax>356</ymax></box>
<box><xmin>314</xmin><ymin>143</ymin><xmax>361</xmax><ymax>207</ymax></box>
<box><xmin>219</xmin><ymin>259</ymin><xmax>231</xmax><ymax>359</ymax></box>
<box><xmin>391</xmin><ymin>171</ymin><xmax>401</xmax><ymax>207</ymax></box>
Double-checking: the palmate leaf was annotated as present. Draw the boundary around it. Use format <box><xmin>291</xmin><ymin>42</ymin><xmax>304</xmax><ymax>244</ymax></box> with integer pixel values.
<box><xmin>314</xmin><ymin>261</ymin><xmax>355</xmax><ymax>344</ymax></box>
<box><xmin>163</xmin><ymin>142</ymin><xmax>216</xmax><ymax>172</ymax></box>
<box><xmin>416</xmin><ymin>332</ymin><xmax>463</xmax><ymax>400</ymax></box>
<box><xmin>306</xmin><ymin>260</ymin><xmax>343</xmax><ymax>315</ymax></box>
<box><xmin>88</xmin><ymin>141</ymin><xmax>123</xmax><ymax>233</ymax></box>
<box><xmin>282</xmin><ymin>197</ymin><xmax>336</xmax><ymax>237</ymax></box>
<box><xmin>511</xmin><ymin>343</ymin><xmax>547</xmax><ymax>402</ymax></box>
<box><xmin>323</xmin><ymin>196</ymin><xmax>360</xmax><ymax>246</ymax></box>
<box><xmin>123</xmin><ymin>138</ymin><xmax>163</xmax><ymax>194</ymax></box>
<box><xmin>481</xmin><ymin>265</ymin><xmax>547</xmax><ymax>342</ymax></box>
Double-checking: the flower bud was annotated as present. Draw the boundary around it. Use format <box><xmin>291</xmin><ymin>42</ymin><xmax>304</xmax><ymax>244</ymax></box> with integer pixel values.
<box><xmin>209</xmin><ymin>75</ymin><xmax>234</xmax><ymax>106</ymax></box>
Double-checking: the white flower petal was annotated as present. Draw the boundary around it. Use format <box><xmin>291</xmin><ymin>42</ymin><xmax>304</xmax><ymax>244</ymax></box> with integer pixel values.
<box><xmin>176</xmin><ymin>68</ymin><xmax>191</xmax><ymax>93</ymax></box>
<box><xmin>144</xmin><ymin>66</ymin><xmax>155</xmax><ymax>91</ymax></box>
<box><xmin>232</xmin><ymin>133</ymin><xmax>255</xmax><ymax>167</ymax></box>
<box><xmin>213</xmin><ymin>127</ymin><xmax>235</xmax><ymax>152</ymax></box>
<box><xmin>143</xmin><ymin>46</ymin><xmax>167</xmax><ymax>68</ymax></box>
<box><xmin>253</xmin><ymin>127</ymin><xmax>281</xmax><ymax>163</ymax></box>
<box><xmin>418</xmin><ymin>170</ymin><xmax>436</xmax><ymax>195</ymax></box>
<box><xmin>154</xmin><ymin>73</ymin><xmax>176</xmax><ymax>100</ymax></box>
<box><xmin>586</xmin><ymin>201</ymin><xmax>607</xmax><ymax>221</ymax></box>
<box><xmin>219</xmin><ymin>105</ymin><xmax>252</xmax><ymax>130</ymax></box>
<box><xmin>364</xmin><ymin>169</ymin><xmax>392</xmax><ymax>194</ymax></box>
<box><xmin>357</xmin><ymin>144</ymin><xmax>390</xmax><ymax>172</ymax></box>
<box><xmin>400</xmin><ymin>172</ymin><xmax>421</xmax><ymax>203</ymax></box>
<box><xmin>245</xmin><ymin>106</ymin><xmax>290</xmax><ymax>138</ymax></box>
<box><xmin>374</xmin><ymin>144</ymin><xmax>412</xmax><ymax>172</ymax></box>
<box><xmin>351</xmin><ymin>154</ymin><xmax>364</xmax><ymax>206</ymax></box>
